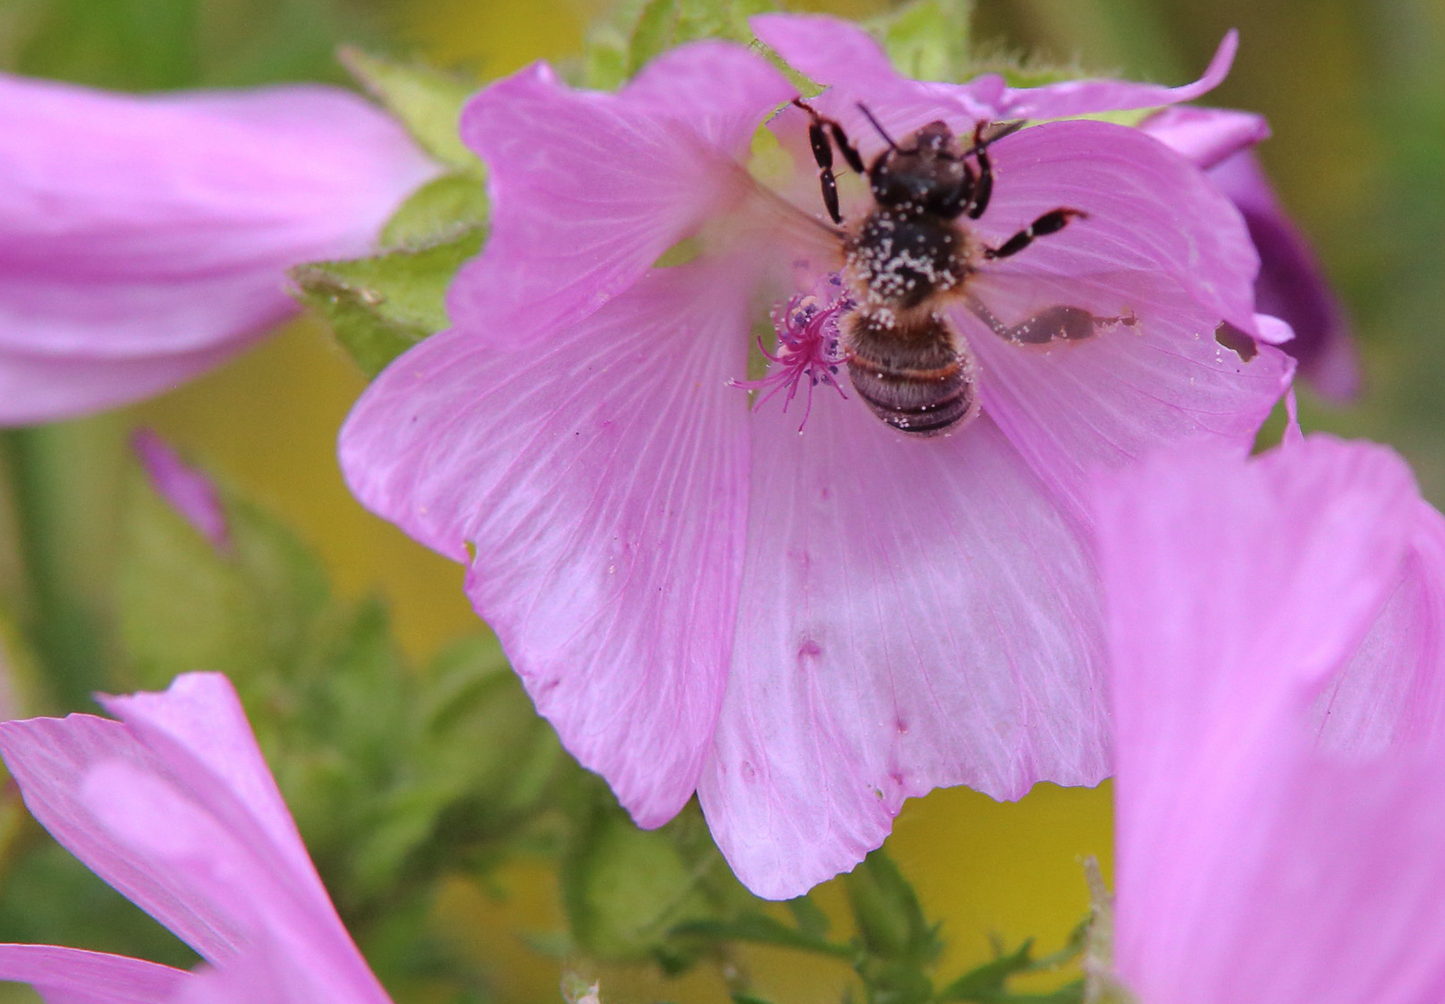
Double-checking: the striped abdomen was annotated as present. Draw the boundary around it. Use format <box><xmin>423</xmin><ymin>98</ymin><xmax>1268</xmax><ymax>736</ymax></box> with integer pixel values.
<box><xmin>843</xmin><ymin>309</ymin><xmax>978</xmax><ymax>437</ymax></box>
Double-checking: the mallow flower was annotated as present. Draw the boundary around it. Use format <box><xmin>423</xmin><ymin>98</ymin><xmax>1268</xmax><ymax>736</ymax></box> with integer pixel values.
<box><xmin>1140</xmin><ymin>106</ymin><xmax>1358</xmax><ymax>399</ymax></box>
<box><xmin>340</xmin><ymin>14</ymin><xmax>1294</xmax><ymax>898</ymax></box>
<box><xmin>0</xmin><ymin>73</ymin><xmax>437</xmax><ymax>425</ymax></box>
<box><xmin>1095</xmin><ymin>432</ymin><xmax>1445</xmax><ymax>1002</ymax></box>
<box><xmin>0</xmin><ymin>672</ymin><xmax>395</xmax><ymax>1003</ymax></box>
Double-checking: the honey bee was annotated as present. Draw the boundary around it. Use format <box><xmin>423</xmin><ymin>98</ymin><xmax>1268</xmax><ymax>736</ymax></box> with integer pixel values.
<box><xmin>795</xmin><ymin>100</ymin><xmax>1106</xmax><ymax>437</ymax></box>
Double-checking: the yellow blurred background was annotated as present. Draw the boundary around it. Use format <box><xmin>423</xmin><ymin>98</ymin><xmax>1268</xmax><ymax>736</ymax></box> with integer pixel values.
<box><xmin>7</xmin><ymin>0</ymin><xmax>1443</xmax><ymax>999</ymax></box>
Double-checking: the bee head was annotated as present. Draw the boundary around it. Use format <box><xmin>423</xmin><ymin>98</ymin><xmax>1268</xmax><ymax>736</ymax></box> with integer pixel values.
<box><xmin>867</xmin><ymin>122</ymin><xmax>970</xmax><ymax>219</ymax></box>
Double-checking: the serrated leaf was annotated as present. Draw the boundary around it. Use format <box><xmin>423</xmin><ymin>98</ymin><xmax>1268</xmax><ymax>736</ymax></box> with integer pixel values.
<box><xmin>291</xmin><ymin>224</ymin><xmax>485</xmax><ymax>378</ymax></box>
<box><xmin>339</xmin><ymin>47</ymin><xmax>482</xmax><ymax>173</ymax></box>
<box><xmin>938</xmin><ymin>939</ymin><xmax>1034</xmax><ymax>1000</ymax></box>
<box><xmin>873</xmin><ymin>0</ymin><xmax>973</xmax><ymax>83</ymax></box>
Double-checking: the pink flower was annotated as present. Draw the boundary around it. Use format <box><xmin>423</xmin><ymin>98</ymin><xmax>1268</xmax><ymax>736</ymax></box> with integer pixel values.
<box><xmin>0</xmin><ymin>74</ymin><xmax>437</xmax><ymax>425</ymax></box>
<box><xmin>1096</xmin><ymin>434</ymin><xmax>1445</xmax><ymax>1003</ymax></box>
<box><xmin>340</xmin><ymin>16</ymin><xmax>1293</xmax><ymax>898</ymax></box>
<box><xmin>1142</xmin><ymin>106</ymin><xmax>1359</xmax><ymax>400</ymax></box>
<box><xmin>0</xmin><ymin>673</ymin><xmax>394</xmax><ymax>1003</ymax></box>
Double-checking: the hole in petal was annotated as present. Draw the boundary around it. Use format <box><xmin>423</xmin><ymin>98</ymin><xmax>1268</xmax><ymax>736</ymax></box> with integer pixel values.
<box><xmin>1214</xmin><ymin>322</ymin><xmax>1259</xmax><ymax>362</ymax></box>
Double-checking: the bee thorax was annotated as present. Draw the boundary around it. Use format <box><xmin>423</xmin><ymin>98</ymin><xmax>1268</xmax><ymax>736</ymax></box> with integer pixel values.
<box><xmin>845</xmin><ymin>208</ymin><xmax>972</xmax><ymax>312</ymax></box>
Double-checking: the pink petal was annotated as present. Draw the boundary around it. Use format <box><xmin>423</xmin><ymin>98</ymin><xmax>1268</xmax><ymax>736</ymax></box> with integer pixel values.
<box><xmin>0</xmin><ymin>328</ymin><xmax>250</xmax><ymax>426</ymax></box>
<box><xmin>131</xmin><ymin>430</ymin><xmax>231</xmax><ymax>553</ymax></box>
<box><xmin>1096</xmin><ymin>437</ymin><xmax>1441</xmax><ymax>1004</ymax></box>
<box><xmin>1139</xmin><ymin>106</ymin><xmax>1270</xmax><ymax>171</ymax></box>
<box><xmin>0</xmin><ymin>712</ymin><xmax>247</xmax><ymax>960</ymax></box>
<box><xmin>750</xmin><ymin>14</ymin><xmax>999</xmax><ymax>163</ymax></box>
<box><xmin>447</xmin><ymin>44</ymin><xmax>792</xmax><ymax>350</ymax></box>
<box><xmin>343</xmin><ymin>260</ymin><xmax>755</xmax><ymax>826</ymax></box>
<box><xmin>0</xmin><ymin>74</ymin><xmax>436</xmax><ymax>423</ymax></box>
<box><xmin>1311</xmin><ymin>485</ymin><xmax>1445</xmax><ymax>754</ymax></box>
<box><xmin>958</xmin><ymin>120</ymin><xmax>1292</xmax><ymax>520</ymax></box>
<box><xmin>996</xmin><ymin>31</ymin><xmax>1239</xmax><ymax>121</ymax></box>
<box><xmin>699</xmin><ymin>392</ymin><xmax>1108</xmax><ymax>900</ymax></box>
<box><xmin>0</xmin><ymin>945</ymin><xmax>188</xmax><ymax>1004</ymax></box>
<box><xmin>0</xmin><ymin>674</ymin><xmax>387</xmax><ymax>1002</ymax></box>
<box><xmin>96</xmin><ymin>674</ymin><xmax>331</xmax><ymax>916</ymax></box>
<box><xmin>80</xmin><ymin>761</ymin><xmax>389</xmax><ymax>1004</ymax></box>
<box><xmin>751</xmin><ymin>15</ymin><xmax>1234</xmax><ymax>145</ymax></box>
<box><xmin>1207</xmin><ymin>151</ymin><xmax>1359</xmax><ymax>400</ymax></box>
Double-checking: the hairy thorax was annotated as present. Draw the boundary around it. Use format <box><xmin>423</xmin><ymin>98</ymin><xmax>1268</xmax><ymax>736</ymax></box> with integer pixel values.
<box><xmin>844</xmin><ymin>206</ymin><xmax>975</xmax><ymax>315</ymax></box>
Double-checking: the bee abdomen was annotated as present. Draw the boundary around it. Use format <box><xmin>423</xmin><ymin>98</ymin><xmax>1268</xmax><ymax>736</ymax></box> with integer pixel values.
<box><xmin>844</xmin><ymin>311</ymin><xmax>978</xmax><ymax>438</ymax></box>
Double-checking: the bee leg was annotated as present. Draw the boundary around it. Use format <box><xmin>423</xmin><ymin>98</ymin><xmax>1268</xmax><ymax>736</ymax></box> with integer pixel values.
<box><xmin>793</xmin><ymin>98</ymin><xmax>865</xmax><ymax>225</ymax></box>
<box><xmin>967</xmin><ymin>296</ymin><xmax>1136</xmax><ymax>345</ymax></box>
<box><xmin>983</xmin><ymin>208</ymin><xmax>1088</xmax><ymax>259</ymax></box>
<box><xmin>966</xmin><ymin>121</ymin><xmax>993</xmax><ymax>219</ymax></box>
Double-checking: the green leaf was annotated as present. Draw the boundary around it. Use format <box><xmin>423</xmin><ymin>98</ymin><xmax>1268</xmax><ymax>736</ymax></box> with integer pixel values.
<box><xmin>291</xmin><ymin>224</ymin><xmax>485</xmax><ymax>378</ymax></box>
<box><xmin>786</xmin><ymin>893</ymin><xmax>832</xmax><ymax>939</ymax></box>
<box><xmin>871</xmin><ymin>0</ymin><xmax>973</xmax><ymax>83</ymax></box>
<box><xmin>844</xmin><ymin>850</ymin><xmax>942</xmax><ymax>968</ymax></box>
<box><xmin>339</xmin><ymin>47</ymin><xmax>483</xmax><ymax>174</ymax></box>
<box><xmin>671</xmin><ymin>912</ymin><xmax>851</xmax><ymax>958</ymax></box>
<box><xmin>938</xmin><ymin>940</ymin><xmax>1035</xmax><ymax>1000</ymax></box>
<box><xmin>937</xmin><ymin>926</ymin><xmax>1090</xmax><ymax>1003</ymax></box>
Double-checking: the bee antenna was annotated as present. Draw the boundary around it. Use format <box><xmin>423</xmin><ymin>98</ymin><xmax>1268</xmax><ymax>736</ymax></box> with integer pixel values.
<box><xmin>855</xmin><ymin>103</ymin><xmax>900</xmax><ymax>151</ymax></box>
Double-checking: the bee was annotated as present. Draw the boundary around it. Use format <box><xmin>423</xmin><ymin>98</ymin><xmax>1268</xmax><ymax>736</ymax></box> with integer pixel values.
<box><xmin>795</xmin><ymin>100</ymin><xmax>1103</xmax><ymax>437</ymax></box>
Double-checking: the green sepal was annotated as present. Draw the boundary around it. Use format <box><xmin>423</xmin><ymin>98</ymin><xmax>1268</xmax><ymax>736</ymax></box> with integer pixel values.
<box><xmin>845</xmin><ymin>849</ymin><xmax>943</xmax><ymax>969</ymax></box>
<box><xmin>339</xmin><ymin>47</ymin><xmax>483</xmax><ymax>175</ymax></box>
<box><xmin>869</xmin><ymin>0</ymin><xmax>974</xmax><ymax>83</ymax></box>
<box><xmin>380</xmin><ymin>172</ymin><xmax>489</xmax><ymax>248</ymax></box>
<box><xmin>563</xmin><ymin>807</ymin><xmax>710</xmax><ymax>962</ymax></box>
<box><xmin>623</xmin><ymin>0</ymin><xmax>780</xmax><ymax>78</ymax></box>
<box><xmin>562</xmin><ymin>797</ymin><xmax>751</xmax><ymax>969</ymax></box>
<box><xmin>290</xmin><ymin>224</ymin><xmax>485</xmax><ymax>378</ymax></box>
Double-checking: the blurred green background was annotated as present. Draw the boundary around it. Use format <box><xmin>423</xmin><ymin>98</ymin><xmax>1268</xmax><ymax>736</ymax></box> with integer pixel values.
<box><xmin>1</xmin><ymin>0</ymin><xmax>1442</xmax><ymax>1000</ymax></box>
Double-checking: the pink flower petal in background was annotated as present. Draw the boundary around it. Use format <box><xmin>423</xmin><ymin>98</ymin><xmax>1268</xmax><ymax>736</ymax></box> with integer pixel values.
<box><xmin>1143</xmin><ymin>106</ymin><xmax>1360</xmax><ymax>400</ymax></box>
<box><xmin>750</xmin><ymin>14</ymin><xmax>1234</xmax><ymax>152</ymax></box>
<box><xmin>1096</xmin><ymin>436</ymin><xmax>1445</xmax><ymax>1004</ymax></box>
<box><xmin>0</xmin><ymin>945</ymin><xmax>187</xmax><ymax>1004</ymax></box>
<box><xmin>132</xmin><ymin>430</ymin><xmax>231</xmax><ymax>553</ymax></box>
<box><xmin>343</xmin><ymin>20</ymin><xmax>1293</xmax><ymax>898</ymax></box>
<box><xmin>0</xmin><ymin>673</ymin><xmax>394</xmax><ymax>1003</ymax></box>
<box><xmin>0</xmin><ymin>75</ymin><xmax>437</xmax><ymax>425</ymax></box>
